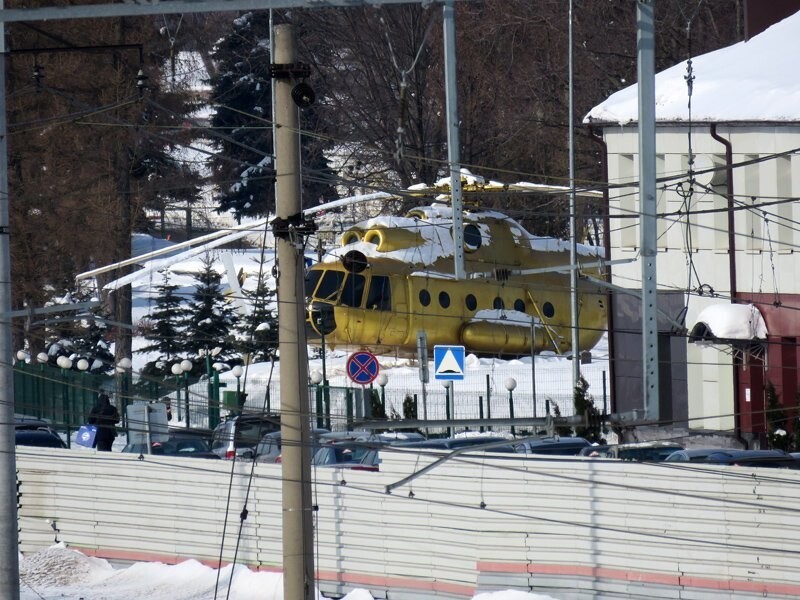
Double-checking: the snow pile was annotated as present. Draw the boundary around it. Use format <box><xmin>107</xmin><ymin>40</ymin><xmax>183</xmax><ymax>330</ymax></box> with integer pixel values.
<box><xmin>691</xmin><ymin>303</ymin><xmax>767</xmax><ymax>341</ymax></box>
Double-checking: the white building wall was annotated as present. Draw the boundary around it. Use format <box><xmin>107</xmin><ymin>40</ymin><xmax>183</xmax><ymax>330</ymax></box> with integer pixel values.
<box><xmin>602</xmin><ymin>124</ymin><xmax>800</xmax><ymax>429</ymax></box>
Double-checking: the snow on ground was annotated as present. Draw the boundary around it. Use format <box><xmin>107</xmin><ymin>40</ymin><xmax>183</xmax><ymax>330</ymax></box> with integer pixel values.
<box><xmin>19</xmin><ymin>545</ymin><xmax>559</xmax><ymax>600</ymax></box>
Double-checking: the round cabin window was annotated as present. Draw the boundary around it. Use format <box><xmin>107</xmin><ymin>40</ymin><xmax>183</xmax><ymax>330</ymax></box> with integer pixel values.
<box><xmin>419</xmin><ymin>289</ymin><xmax>431</xmax><ymax>307</ymax></box>
<box><xmin>542</xmin><ymin>302</ymin><xmax>555</xmax><ymax>318</ymax></box>
<box><xmin>465</xmin><ymin>294</ymin><xmax>477</xmax><ymax>311</ymax></box>
<box><xmin>439</xmin><ymin>291</ymin><xmax>451</xmax><ymax>309</ymax></box>
<box><xmin>514</xmin><ymin>299</ymin><xmax>525</xmax><ymax>313</ymax></box>
<box><xmin>493</xmin><ymin>297</ymin><xmax>505</xmax><ymax>310</ymax></box>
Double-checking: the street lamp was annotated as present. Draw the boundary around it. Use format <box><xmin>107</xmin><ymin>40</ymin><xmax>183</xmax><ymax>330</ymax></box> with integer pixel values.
<box><xmin>180</xmin><ymin>359</ymin><xmax>193</xmax><ymax>426</ymax></box>
<box><xmin>16</xmin><ymin>350</ymin><xmax>29</xmax><ymax>363</ymax></box>
<box><xmin>56</xmin><ymin>356</ymin><xmax>73</xmax><ymax>441</ymax></box>
<box><xmin>442</xmin><ymin>380</ymin><xmax>452</xmax><ymax>436</ymax></box>
<box><xmin>200</xmin><ymin>347</ymin><xmax>223</xmax><ymax>429</ymax></box>
<box><xmin>377</xmin><ymin>372</ymin><xmax>388</xmax><ymax>410</ymax></box>
<box><xmin>171</xmin><ymin>362</ymin><xmax>184</xmax><ymax>423</ymax></box>
<box><xmin>310</xmin><ymin>370</ymin><xmax>323</xmax><ymax>428</ymax></box>
<box><xmin>115</xmin><ymin>357</ymin><xmax>133</xmax><ymax>429</ymax></box>
<box><xmin>505</xmin><ymin>377</ymin><xmax>517</xmax><ymax>436</ymax></box>
<box><xmin>232</xmin><ymin>365</ymin><xmax>244</xmax><ymax>416</ymax></box>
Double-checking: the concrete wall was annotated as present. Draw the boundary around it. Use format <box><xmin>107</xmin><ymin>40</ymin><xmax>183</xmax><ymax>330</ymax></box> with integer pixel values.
<box><xmin>16</xmin><ymin>446</ymin><xmax>800</xmax><ymax>599</ymax></box>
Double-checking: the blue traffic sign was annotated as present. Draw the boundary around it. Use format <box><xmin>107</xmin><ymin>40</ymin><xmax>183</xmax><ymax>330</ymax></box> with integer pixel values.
<box><xmin>433</xmin><ymin>345</ymin><xmax>465</xmax><ymax>381</ymax></box>
<box><xmin>346</xmin><ymin>351</ymin><xmax>380</xmax><ymax>385</ymax></box>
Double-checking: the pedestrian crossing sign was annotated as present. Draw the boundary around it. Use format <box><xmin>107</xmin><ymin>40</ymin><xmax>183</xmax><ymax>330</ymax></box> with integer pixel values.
<box><xmin>433</xmin><ymin>345</ymin><xmax>465</xmax><ymax>381</ymax></box>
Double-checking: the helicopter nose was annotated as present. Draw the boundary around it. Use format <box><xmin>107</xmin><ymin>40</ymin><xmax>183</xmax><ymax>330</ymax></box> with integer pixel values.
<box><xmin>307</xmin><ymin>303</ymin><xmax>336</xmax><ymax>337</ymax></box>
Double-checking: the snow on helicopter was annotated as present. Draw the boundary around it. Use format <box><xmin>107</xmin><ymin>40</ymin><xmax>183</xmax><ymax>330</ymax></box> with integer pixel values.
<box><xmin>305</xmin><ymin>176</ymin><xmax>609</xmax><ymax>358</ymax></box>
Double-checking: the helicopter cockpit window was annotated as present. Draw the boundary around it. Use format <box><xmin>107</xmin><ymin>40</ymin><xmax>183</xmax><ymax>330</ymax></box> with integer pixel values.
<box><xmin>340</xmin><ymin>273</ymin><xmax>366</xmax><ymax>308</ymax></box>
<box><xmin>314</xmin><ymin>270</ymin><xmax>345</xmax><ymax>302</ymax></box>
<box><xmin>464</xmin><ymin>224</ymin><xmax>482</xmax><ymax>252</ymax></box>
<box><xmin>304</xmin><ymin>270</ymin><xmax>323</xmax><ymax>298</ymax></box>
<box><xmin>366</xmin><ymin>276</ymin><xmax>391</xmax><ymax>311</ymax></box>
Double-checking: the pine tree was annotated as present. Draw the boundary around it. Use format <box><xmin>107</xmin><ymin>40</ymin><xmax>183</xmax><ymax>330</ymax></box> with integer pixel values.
<box><xmin>207</xmin><ymin>11</ymin><xmax>334</xmax><ymax>220</ymax></box>
<box><xmin>184</xmin><ymin>254</ymin><xmax>239</xmax><ymax>361</ymax></box>
<box><xmin>236</xmin><ymin>254</ymin><xmax>278</xmax><ymax>362</ymax></box>
<box><xmin>137</xmin><ymin>273</ymin><xmax>189</xmax><ymax>376</ymax></box>
<box><xmin>573</xmin><ymin>375</ymin><xmax>602</xmax><ymax>443</ymax></box>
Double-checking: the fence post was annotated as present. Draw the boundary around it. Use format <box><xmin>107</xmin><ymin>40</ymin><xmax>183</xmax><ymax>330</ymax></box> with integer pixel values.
<box><xmin>478</xmin><ymin>395</ymin><xmax>484</xmax><ymax>433</ymax></box>
<box><xmin>346</xmin><ymin>388</ymin><xmax>353</xmax><ymax>430</ymax></box>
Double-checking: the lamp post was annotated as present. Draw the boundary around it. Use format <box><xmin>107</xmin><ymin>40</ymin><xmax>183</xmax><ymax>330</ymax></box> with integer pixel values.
<box><xmin>442</xmin><ymin>380</ymin><xmax>452</xmax><ymax>436</ymax></box>
<box><xmin>36</xmin><ymin>352</ymin><xmax>48</xmax><ymax>419</ymax></box>
<box><xmin>15</xmin><ymin>351</ymin><xmax>29</xmax><ymax>418</ymax></box>
<box><xmin>180</xmin><ymin>359</ymin><xmax>193</xmax><ymax>427</ymax></box>
<box><xmin>171</xmin><ymin>362</ymin><xmax>183</xmax><ymax>423</ymax></box>
<box><xmin>56</xmin><ymin>355</ymin><xmax>72</xmax><ymax>441</ymax></box>
<box><xmin>200</xmin><ymin>347</ymin><xmax>222</xmax><ymax>429</ymax></box>
<box><xmin>116</xmin><ymin>357</ymin><xmax>132</xmax><ymax>430</ymax></box>
<box><xmin>232</xmin><ymin>365</ymin><xmax>244</xmax><ymax>416</ymax></box>
<box><xmin>377</xmin><ymin>372</ymin><xmax>388</xmax><ymax>412</ymax></box>
<box><xmin>310</xmin><ymin>369</ymin><xmax>323</xmax><ymax>428</ymax></box>
<box><xmin>505</xmin><ymin>377</ymin><xmax>517</xmax><ymax>436</ymax></box>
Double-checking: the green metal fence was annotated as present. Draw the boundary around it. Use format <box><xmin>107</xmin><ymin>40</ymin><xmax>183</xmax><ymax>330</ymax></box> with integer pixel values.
<box><xmin>15</xmin><ymin>363</ymin><xmax>608</xmax><ymax>441</ymax></box>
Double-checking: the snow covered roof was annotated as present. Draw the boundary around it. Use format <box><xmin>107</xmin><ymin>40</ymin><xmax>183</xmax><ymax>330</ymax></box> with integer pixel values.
<box><xmin>584</xmin><ymin>10</ymin><xmax>800</xmax><ymax>125</ymax></box>
<box><xmin>688</xmin><ymin>303</ymin><xmax>767</xmax><ymax>344</ymax></box>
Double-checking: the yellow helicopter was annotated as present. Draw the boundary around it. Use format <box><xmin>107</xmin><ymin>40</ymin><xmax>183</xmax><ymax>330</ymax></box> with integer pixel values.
<box><xmin>304</xmin><ymin>178</ymin><xmax>609</xmax><ymax>358</ymax></box>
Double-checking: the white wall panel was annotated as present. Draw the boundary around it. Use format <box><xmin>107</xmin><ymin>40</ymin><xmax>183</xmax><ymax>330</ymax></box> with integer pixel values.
<box><xmin>15</xmin><ymin>447</ymin><xmax>800</xmax><ymax>599</ymax></box>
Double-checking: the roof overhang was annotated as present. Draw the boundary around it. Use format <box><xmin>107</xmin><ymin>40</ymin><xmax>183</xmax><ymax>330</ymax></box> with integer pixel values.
<box><xmin>688</xmin><ymin>303</ymin><xmax>767</xmax><ymax>348</ymax></box>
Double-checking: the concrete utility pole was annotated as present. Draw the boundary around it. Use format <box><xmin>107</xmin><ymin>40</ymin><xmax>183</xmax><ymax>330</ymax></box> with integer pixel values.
<box><xmin>637</xmin><ymin>0</ymin><xmax>660</xmax><ymax>420</ymax></box>
<box><xmin>273</xmin><ymin>24</ymin><xmax>315</xmax><ymax>600</ymax></box>
<box><xmin>0</xmin><ymin>7</ymin><xmax>20</xmax><ymax>599</ymax></box>
<box><xmin>568</xmin><ymin>0</ymin><xmax>580</xmax><ymax>391</ymax></box>
<box><xmin>443</xmin><ymin>0</ymin><xmax>465</xmax><ymax>280</ymax></box>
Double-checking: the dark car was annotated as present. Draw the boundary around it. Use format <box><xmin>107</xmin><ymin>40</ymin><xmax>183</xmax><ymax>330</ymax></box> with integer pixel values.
<box><xmin>703</xmin><ymin>449</ymin><xmax>799</xmax><ymax>468</ymax></box>
<box><xmin>253</xmin><ymin>428</ymin><xmax>330</xmax><ymax>463</ymax></box>
<box><xmin>123</xmin><ymin>431</ymin><xmax>219</xmax><ymax>459</ymax></box>
<box><xmin>15</xmin><ymin>429</ymin><xmax>67</xmax><ymax>449</ymax></box>
<box><xmin>13</xmin><ymin>417</ymin><xmax>66</xmax><ymax>448</ymax></box>
<box><xmin>664</xmin><ymin>448</ymin><xmax>732</xmax><ymax>463</ymax></box>
<box><xmin>518</xmin><ymin>436</ymin><xmax>592</xmax><ymax>456</ymax></box>
<box><xmin>311</xmin><ymin>441</ymin><xmax>384</xmax><ymax>471</ymax></box>
<box><xmin>580</xmin><ymin>441</ymin><xmax>684</xmax><ymax>461</ymax></box>
<box><xmin>211</xmin><ymin>413</ymin><xmax>281</xmax><ymax>460</ymax></box>
<box><xmin>394</xmin><ymin>436</ymin><xmax>510</xmax><ymax>451</ymax></box>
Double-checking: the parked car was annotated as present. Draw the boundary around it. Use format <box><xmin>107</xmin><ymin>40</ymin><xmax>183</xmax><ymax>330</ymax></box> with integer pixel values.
<box><xmin>253</xmin><ymin>428</ymin><xmax>330</xmax><ymax>463</ymax></box>
<box><xmin>518</xmin><ymin>436</ymin><xmax>592</xmax><ymax>456</ymax></box>
<box><xmin>664</xmin><ymin>448</ymin><xmax>732</xmax><ymax>462</ymax></box>
<box><xmin>13</xmin><ymin>416</ymin><xmax>66</xmax><ymax>448</ymax></box>
<box><xmin>15</xmin><ymin>429</ymin><xmax>67</xmax><ymax>449</ymax></box>
<box><xmin>393</xmin><ymin>436</ymin><xmax>510</xmax><ymax>451</ymax></box>
<box><xmin>311</xmin><ymin>441</ymin><xmax>384</xmax><ymax>471</ymax></box>
<box><xmin>580</xmin><ymin>441</ymin><xmax>684</xmax><ymax>461</ymax></box>
<box><xmin>211</xmin><ymin>413</ymin><xmax>281</xmax><ymax>460</ymax></box>
<box><xmin>123</xmin><ymin>431</ymin><xmax>219</xmax><ymax>459</ymax></box>
<box><xmin>701</xmin><ymin>449</ymin><xmax>799</xmax><ymax>469</ymax></box>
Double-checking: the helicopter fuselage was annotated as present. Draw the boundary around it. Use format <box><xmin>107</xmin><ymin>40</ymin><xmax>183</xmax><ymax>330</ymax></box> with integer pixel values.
<box><xmin>305</xmin><ymin>205</ymin><xmax>607</xmax><ymax>358</ymax></box>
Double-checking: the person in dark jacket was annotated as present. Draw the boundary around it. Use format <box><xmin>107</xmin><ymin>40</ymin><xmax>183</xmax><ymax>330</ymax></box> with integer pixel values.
<box><xmin>87</xmin><ymin>393</ymin><xmax>120</xmax><ymax>451</ymax></box>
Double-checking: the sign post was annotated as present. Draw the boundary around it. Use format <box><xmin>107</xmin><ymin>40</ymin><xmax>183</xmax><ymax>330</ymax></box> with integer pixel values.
<box><xmin>347</xmin><ymin>351</ymin><xmax>380</xmax><ymax>421</ymax></box>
